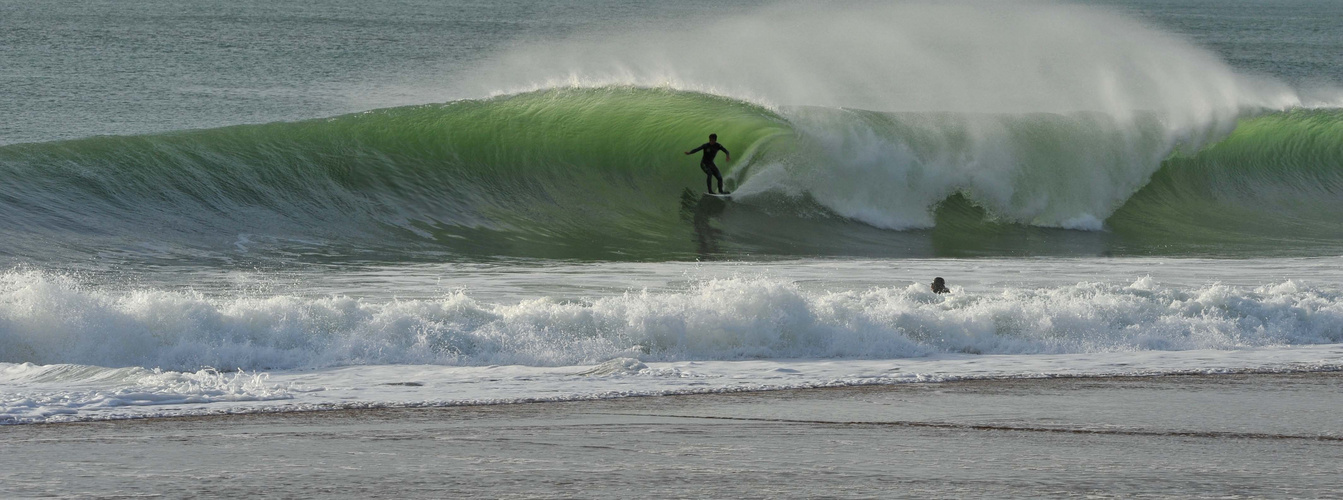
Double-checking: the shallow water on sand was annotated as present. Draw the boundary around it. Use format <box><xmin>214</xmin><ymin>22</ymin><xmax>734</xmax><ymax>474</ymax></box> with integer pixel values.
<box><xmin>3</xmin><ymin>373</ymin><xmax>1340</xmax><ymax>498</ymax></box>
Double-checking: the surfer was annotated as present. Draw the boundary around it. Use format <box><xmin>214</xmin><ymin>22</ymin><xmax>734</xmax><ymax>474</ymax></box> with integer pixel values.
<box><xmin>931</xmin><ymin>277</ymin><xmax>950</xmax><ymax>294</ymax></box>
<box><xmin>685</xmin><ymin>133</ymin><xmax>731</xmax><ymax>195</ymax></box>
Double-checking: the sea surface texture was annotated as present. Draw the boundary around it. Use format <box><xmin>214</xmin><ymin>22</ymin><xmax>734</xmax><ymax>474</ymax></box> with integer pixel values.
<box><xmin>1</xmin><ymin>0</ymin><xmax>1342</xmax><ymax>424</ymax></box>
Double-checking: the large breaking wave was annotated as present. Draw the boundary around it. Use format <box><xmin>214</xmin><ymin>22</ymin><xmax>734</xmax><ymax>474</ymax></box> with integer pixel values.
<box><xmin>0</xmin><ymin>88</ymin><xmax>1340</xmax><ymax>261</ymax></box>
<box><xmin>0</xmin><ymin>1</ymin><xmax>1339</xmax><ymax>261</ymax></box>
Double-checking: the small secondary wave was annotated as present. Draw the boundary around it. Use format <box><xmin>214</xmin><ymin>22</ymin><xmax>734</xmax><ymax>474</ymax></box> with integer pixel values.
<box><xmin>0</xmin><ymin>363</ymin><xmax>290</xmax><ymax>424</ymax></box>
<box><xmin>2</xmin><ymin>270</ymin><xmax>1341</xmax><ymax>372</ymax></box>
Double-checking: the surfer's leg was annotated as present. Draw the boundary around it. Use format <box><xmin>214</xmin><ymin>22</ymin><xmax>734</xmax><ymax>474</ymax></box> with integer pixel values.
<box><xmin>702</xmin><ymin>162</ymin><xmax>716</xmax><ymax>194</ymax></box>
<box><xmin>710</xmin><ymin>165</ymin><xmax>726</xmax><ymax>194</ymax></box>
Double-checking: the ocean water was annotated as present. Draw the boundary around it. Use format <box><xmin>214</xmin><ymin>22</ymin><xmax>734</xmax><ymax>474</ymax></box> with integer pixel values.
<box><xmin>2</xmin><ymin>0</ymin><xmax>1342</xmax><ymax>424</ymax></box>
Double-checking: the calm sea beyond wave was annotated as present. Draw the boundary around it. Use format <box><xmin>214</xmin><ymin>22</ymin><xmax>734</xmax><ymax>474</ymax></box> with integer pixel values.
<box><xmin>2</xmin><ymin>1</ymin><xmax>1343</xmax><ymax>494</ymax></box>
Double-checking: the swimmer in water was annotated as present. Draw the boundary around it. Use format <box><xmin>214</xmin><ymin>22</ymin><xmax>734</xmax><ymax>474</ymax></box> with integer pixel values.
<box><xmin>931</xmin><ymin>277</ymin><xmax>950</xmax><ymax>294</ymax></box>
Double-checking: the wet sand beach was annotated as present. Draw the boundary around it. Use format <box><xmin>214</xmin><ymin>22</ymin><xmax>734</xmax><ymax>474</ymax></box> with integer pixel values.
<box><xmin>4</xmin><ymin>372</ymin><xmax>1341</xmax><ymax>498</ymax></box>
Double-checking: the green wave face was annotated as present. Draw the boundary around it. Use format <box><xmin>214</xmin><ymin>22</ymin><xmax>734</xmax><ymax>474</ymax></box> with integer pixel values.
<box><xmin>1</xmin><ymin>87</ymin><xmax>1341</xmax><ymax>262</ymax></box>
<box><xmin>0</xmin><ymin>88</ymin><xmax>791</xmax><ymax>261</ymax></box>
<box><xmin>339</xmin><ymin>88</ymin><xmax>792</xmax><ymax>258</ymax></box>
<box><xmin>1109</xmin><ymin>109</ymin><xmax>1343</xmax><ymax>255</ymax></box>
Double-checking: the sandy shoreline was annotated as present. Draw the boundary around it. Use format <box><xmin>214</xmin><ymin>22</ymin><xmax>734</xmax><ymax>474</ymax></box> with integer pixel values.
<box><xmin>5</xmin><ymin>372</ymin><xmax>1342</xmax><ymax>498</ymax></box>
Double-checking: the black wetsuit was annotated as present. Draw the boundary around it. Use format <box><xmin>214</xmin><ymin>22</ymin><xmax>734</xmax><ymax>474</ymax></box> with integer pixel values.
<box><xmin>689</xmin><ymin>142</ymin><xmax>730</xmax><ymax>194</ymax></box>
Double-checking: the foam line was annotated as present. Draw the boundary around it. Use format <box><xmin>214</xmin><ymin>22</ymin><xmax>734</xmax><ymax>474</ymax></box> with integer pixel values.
<box><xmin>3</xmin><ymin>270</ymin><xmax>1341</xmax><ymax>372</ymax></box>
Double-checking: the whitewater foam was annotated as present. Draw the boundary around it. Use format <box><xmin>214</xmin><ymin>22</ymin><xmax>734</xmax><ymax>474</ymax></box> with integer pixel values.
<box><xmin>4</xmin><ymin>260</ymin><xmax>1343</xmax><ymax>425</ymax></box>
<box><xmin>3</xmin><ymin>269</ymin><xmax>1341</xmax><ymax>372</ymax></box>
<box><xmin>0</xmin><ymin>364</ymin><xmax>291</xmax><ymax>424</ymax></box>
<box><xmin>4</xmin><ymin>347</ymin><xmax>1341</xmax><ymax>425</ymax></box>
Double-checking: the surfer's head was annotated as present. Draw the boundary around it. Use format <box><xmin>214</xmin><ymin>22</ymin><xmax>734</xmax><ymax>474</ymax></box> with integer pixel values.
<box><xmin>931</xmin><ymin>277</ymin><xmax>948</xmax><ymax>294</ymax></box>
<box><xmin>709</xmin><ymin>133</ymin><xmax>718</xmax><ymax>143</ymax></box>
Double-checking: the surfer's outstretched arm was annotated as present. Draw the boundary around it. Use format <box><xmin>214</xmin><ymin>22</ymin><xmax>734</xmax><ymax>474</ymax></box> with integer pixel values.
<box><xmin>685</xmin><ymin>145</ymin><xmax>706</xmax><ymax>155</ymax></box>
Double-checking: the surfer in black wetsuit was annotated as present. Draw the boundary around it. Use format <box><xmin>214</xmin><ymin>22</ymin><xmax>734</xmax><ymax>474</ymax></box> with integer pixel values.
<box><xmin>684</xmin><ymin>133</ymin><xmax>731</xmax><ymax>195</ymax></box>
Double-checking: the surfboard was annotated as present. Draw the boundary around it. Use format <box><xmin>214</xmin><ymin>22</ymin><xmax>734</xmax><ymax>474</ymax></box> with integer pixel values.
<box><xmin>704</xmin><ymin>192</ymin><xmax>732</xmax><ymax>200</ymax></box>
